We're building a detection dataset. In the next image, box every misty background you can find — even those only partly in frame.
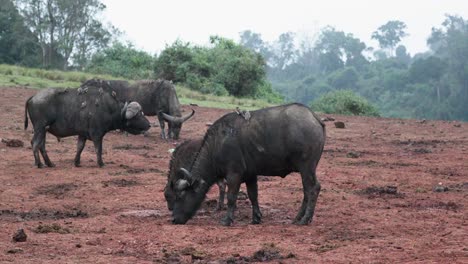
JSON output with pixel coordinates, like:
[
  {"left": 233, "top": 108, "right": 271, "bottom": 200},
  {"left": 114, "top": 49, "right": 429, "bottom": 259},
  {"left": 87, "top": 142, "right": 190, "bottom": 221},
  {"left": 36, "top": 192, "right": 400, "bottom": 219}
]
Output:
[{"left": 1, "top": 0, "right": 467, "bottom": 120}]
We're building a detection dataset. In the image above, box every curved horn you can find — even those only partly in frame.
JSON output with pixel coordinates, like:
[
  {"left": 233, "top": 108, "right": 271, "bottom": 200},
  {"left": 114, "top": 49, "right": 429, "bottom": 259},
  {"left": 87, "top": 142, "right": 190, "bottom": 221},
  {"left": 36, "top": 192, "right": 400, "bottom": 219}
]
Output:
[
  {"left": 179, "top": 168, "right": 192, "bottom": 179},
  {"left": 161, "top": 109, "right": 195, "bottom": 124},
  {"left": 160, "top": 112, "right": 178, "bottom": 123},
  {"left": 121, "top": 102, "right": 129, "bottom": 118},
  {"left": 181, "top": 109, "right": 195, "bottom": 123}
]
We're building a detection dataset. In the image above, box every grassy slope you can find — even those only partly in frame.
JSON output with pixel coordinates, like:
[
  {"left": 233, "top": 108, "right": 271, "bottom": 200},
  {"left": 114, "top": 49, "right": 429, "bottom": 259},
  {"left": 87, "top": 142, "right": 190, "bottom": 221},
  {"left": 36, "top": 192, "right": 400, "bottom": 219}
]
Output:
[{"left": 0, "top": 64, "right": 273, "bottom": 110}]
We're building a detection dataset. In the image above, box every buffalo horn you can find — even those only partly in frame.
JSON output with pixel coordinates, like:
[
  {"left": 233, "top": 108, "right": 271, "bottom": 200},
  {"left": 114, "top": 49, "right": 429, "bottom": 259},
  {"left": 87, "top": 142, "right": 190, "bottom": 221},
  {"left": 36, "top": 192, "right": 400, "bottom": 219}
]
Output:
[
  {"left": 181, "top": 109, "right": 195, "bottom": 123},
  {"left": 161, "top": 109, "right": 195, "bottom": 124},
  {"left": 121, "top": 102, "right": 129, "bottom": 118},
  {"left": 179, "top": 168, "right": 192, "bottom": 179}
]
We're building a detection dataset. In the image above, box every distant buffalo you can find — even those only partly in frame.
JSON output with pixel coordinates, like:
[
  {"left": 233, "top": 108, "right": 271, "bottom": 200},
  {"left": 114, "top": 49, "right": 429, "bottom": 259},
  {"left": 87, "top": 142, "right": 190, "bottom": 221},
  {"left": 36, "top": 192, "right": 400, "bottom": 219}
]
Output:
[
  {"left": 24, "top": 80, "right": 150, "bottom": 168},
  {"left": 83, "top": 79, "right": 194, "bottom": 139},
  {"left": 167, "top": 103, "right": 326, "bottom": 226},
  {"left": 165, "top": 139, "right": 226, "bottom": 211}
]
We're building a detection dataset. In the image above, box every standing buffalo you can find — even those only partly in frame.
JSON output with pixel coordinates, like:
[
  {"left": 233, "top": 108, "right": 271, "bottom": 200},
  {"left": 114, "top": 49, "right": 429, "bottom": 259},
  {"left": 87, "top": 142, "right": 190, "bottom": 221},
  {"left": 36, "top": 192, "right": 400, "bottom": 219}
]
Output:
[
  {"left": 168, "top": 103, "right": 326, "bottom": 226},
  {"left": 24, "top": 81, "right": 150, "bottom": 168},
  {"left": 83, "top": 79, "right": 194, "bottom": 139},
  {"left": 165, "top": 139, "right": 226, "bottom": 211}
]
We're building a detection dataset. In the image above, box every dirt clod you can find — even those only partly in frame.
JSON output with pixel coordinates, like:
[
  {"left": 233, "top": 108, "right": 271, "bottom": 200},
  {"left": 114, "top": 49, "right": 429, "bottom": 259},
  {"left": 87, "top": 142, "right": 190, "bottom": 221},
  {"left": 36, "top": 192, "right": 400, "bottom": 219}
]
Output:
[
  {"left": 433, "top": 185, "right": 449, "bottom": 192},
  {"left": 357, "top": 185, "right": 402, "bottom": 198},
  {"left": 6, "top": 248, "right": 24, "bottom": 254},
  {"left": 334, "top": 121, "right": 345, "bottom": 128},
  {"left": 33, "top": 223, "right": 71, "bottom": 234},
  {"left": 346, "top": 151, "right": 360, "bottom": 158},
  {"left": 102, "top": 179, "right": 138, "bottom": 187},
  {"left": 12, "top": 229, "right": 27, "bottom": 242},
  {"left": 1, "top": 138, "right": 24, "bottom": 147},
  {"left": 35, "top": 183, "right": 78, "bottom": 198}
]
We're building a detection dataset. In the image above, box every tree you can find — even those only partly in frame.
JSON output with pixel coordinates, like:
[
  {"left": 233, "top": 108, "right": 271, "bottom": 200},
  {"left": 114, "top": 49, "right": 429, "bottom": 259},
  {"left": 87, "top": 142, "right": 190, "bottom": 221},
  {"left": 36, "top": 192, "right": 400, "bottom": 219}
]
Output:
[
  {"left": 15, "top": 0, "right": 113, "bottom": 69},
  {"left": 372, "top": 20, "right": 408, "bottom": 56},
  {"left": 395, "top": 45, "right": 411, "bottom": 65},
  {"left": 314, "top": 27, "right": 368, "bottom": 74},
  {"left": 409, "top": 56, "right": 447, "bottom": 103},
  {"left": 0, "top": 0, "right": 41, "bottom": 66},
  {"left": 427, "top": 15, "right": 468, "bottom": 120},
  {"left": 270, "top": 32, "right": 296, "bottom": 70}
]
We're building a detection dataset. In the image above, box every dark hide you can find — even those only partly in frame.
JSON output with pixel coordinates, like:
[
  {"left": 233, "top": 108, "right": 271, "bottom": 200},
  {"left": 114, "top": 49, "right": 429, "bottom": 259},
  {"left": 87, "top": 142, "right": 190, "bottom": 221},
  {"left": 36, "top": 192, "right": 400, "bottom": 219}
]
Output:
[
  {"left": 164, "top": 139, "right": 226, "bottom": 211},
  {"left": 82, "top": 79, "right": 194, "bottom": 139},
  {"left": 24, "top": 81, "right": 150, "bottom": 168},
  {"left": 170, "top": 103, "right": 326, "bottom": 226}
]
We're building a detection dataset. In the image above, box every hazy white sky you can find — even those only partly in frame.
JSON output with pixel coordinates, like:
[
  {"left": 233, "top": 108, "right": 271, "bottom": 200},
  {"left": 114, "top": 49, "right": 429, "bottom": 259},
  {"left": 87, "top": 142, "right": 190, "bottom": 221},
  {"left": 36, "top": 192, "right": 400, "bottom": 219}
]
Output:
[{"left": 101, "top": 0, "right": 467, "bottom": 56}]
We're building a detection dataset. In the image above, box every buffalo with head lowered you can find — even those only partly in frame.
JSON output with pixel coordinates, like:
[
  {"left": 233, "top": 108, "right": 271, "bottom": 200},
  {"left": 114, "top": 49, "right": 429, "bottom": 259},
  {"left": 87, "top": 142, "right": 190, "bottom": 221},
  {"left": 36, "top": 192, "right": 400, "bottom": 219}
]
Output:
[
  {"left": 164, "top": 138, "right": 227, "bottom": 211},
  {"left": 167, "top": 103, "right": 326, "bottom": 226}
]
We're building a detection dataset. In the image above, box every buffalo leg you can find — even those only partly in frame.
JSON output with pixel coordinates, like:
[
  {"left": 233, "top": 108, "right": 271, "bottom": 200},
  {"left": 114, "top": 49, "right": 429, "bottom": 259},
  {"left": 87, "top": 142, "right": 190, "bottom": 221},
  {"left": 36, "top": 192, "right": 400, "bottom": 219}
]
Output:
[
  {"left": 74, "top": 136, "right": 87, "bottom": 167},
  {"left": 157, "top": 114, "right": 167, "bottom": 139},
  {"left": 31, "top": 127, "right": 46, "bottom": 168},
  {"left": 221, "top": 173, "right": 241, "bottom": 226},
  {"left": 39, "top": 139, "right": 54, "bottom": 167},
  {"left": 92, "top": 138, "right": 104, "bottom": 167},
  {"left": 246, "top": 177, "right": 262, "bottom": 224},
  {"left": 216, "top": 180, "right": 226, "bottom": 211},
  {"left": 293, "top": 189, "right": 308, "bottom": 223},
  {"left": 296, "top": 165, "right": 321, "bottom": 225}
]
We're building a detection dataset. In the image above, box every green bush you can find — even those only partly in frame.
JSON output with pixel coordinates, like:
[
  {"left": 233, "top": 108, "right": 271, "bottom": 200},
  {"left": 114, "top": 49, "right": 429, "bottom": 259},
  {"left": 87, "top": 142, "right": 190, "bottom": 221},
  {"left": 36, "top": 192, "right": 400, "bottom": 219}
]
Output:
[
  {"left": 86, "top": 42, "right": 154, "bottom": 79},
  {"left": 154, "top": 36, "right": 282, "bottom": 101},
  {"left": 310, "top": 90, "right": 379, "bottom": 116}
]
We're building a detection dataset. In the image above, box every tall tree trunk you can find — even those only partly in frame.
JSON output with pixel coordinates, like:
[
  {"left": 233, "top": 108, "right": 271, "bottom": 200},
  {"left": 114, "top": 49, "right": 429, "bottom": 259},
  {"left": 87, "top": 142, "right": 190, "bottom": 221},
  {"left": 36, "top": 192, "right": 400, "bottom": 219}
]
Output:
[{"left": 47, "top": 0, "right": 55, "bottom": 68}]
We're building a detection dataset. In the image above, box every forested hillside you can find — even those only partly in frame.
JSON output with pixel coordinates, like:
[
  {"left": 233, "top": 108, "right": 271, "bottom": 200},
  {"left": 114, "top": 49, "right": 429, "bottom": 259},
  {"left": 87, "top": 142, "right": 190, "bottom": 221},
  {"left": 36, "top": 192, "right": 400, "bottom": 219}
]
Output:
[{"left": 239, "top": 17, "right": 468, "bottom": 120}]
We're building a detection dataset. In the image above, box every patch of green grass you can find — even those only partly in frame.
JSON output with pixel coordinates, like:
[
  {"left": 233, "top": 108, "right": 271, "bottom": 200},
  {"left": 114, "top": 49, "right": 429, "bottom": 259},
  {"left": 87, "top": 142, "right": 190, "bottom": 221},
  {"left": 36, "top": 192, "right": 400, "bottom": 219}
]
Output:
[
  {"left": 177, "top": 85, "right": 273, "bottom": 110},
  {"left": 0, "top": 64, "right": 121, "bottom": 89},
  {"left": 0, "top": 64, "right": 274, "bottom": 110}
]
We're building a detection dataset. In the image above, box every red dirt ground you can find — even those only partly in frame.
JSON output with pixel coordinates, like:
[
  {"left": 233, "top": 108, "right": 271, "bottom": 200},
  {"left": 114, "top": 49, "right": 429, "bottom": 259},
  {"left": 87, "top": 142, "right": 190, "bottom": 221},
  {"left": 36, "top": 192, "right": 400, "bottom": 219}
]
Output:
[{"left": 0, "top": 86, "right": 467, "bottom": 263}]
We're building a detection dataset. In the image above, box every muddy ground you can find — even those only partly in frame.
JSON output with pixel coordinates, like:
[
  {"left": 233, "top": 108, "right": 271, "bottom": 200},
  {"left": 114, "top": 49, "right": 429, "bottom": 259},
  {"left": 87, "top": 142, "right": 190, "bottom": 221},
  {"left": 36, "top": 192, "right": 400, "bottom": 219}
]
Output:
[{"left": 0, "top": 86, "right": 467, "bottom": 263}]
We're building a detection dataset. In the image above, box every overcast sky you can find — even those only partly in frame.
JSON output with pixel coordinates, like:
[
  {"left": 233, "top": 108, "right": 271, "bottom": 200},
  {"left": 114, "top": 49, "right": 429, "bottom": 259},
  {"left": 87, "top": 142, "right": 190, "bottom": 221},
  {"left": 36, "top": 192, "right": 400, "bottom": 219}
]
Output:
[{"left": 101, "top": 0, "right": 467, "bottom": 56}]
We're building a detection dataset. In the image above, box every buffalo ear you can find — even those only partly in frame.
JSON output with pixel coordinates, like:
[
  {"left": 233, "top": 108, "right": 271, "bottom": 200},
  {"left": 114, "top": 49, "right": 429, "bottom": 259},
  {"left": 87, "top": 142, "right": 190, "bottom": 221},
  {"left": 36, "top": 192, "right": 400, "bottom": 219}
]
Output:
[{"left": 175, "top": 179, "right": 190, "bottom": 191}]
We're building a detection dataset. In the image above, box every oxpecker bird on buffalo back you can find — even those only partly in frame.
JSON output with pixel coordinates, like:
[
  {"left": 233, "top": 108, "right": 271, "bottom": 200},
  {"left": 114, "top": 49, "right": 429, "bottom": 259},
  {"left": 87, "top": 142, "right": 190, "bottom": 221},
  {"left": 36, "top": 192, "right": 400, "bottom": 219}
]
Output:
[
  {"left": 24, "top": 80, "right": 150, "bottom": 168},
  {"left": 167, "top": 103, "right": 326, "bottom": 226}
]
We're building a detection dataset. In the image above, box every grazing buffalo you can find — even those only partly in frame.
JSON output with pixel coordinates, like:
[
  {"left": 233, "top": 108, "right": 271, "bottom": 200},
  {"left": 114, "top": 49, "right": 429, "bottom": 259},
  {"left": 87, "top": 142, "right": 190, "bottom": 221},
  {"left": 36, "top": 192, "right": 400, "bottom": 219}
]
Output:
[
  {"left": 169, "top": 103, "right": 326, "bottom": 226},
  {"left": 165, "top": 139, "right": 226, "bottom": 211},
  {"left": 83, "top": 79, "right": 194, "bottom": 139},
  {"left": 24, "top": 81, "right": 150, "bottom": 168}
]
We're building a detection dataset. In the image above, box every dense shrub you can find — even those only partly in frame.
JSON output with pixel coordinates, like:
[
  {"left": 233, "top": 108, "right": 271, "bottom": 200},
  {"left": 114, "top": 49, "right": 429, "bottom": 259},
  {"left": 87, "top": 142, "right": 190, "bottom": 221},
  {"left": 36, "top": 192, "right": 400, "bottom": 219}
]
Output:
[
  {"left": 154, "top": 36, "right": 282, "bottom": 101},
  {"left": 86, "top": 42, "right": 154, "bottom": 79},
  {"left": 310, "top": 90, "right": 380, "bottom": 116}
]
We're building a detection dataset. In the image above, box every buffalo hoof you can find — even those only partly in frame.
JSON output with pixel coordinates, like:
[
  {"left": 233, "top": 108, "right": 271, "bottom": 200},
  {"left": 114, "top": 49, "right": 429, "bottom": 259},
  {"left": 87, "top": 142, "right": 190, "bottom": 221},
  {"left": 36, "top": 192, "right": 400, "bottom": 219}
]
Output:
[
  {"left": 36, "top": 163, "right": 44, "bottom": 169},
  {"left": 74, "top": 162, "right": 81, "bottom": 167},
  {"left": 293, "top": 219, "right": 310, "bottom": 226},
  {"left": 98, "top": 162, "right": 105, "bottom": 168},
  {"left": 251, "top": 212, "right": 262, "bottom": 224},
  {"left": 251, "top": 218, "right": 261, "bottom": 225},
  {"left": 220, "top": 217, "right": 233, "bottom": 226},
  {"left": 46, "top": 162, "right": 55, "bottom": 168}
]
